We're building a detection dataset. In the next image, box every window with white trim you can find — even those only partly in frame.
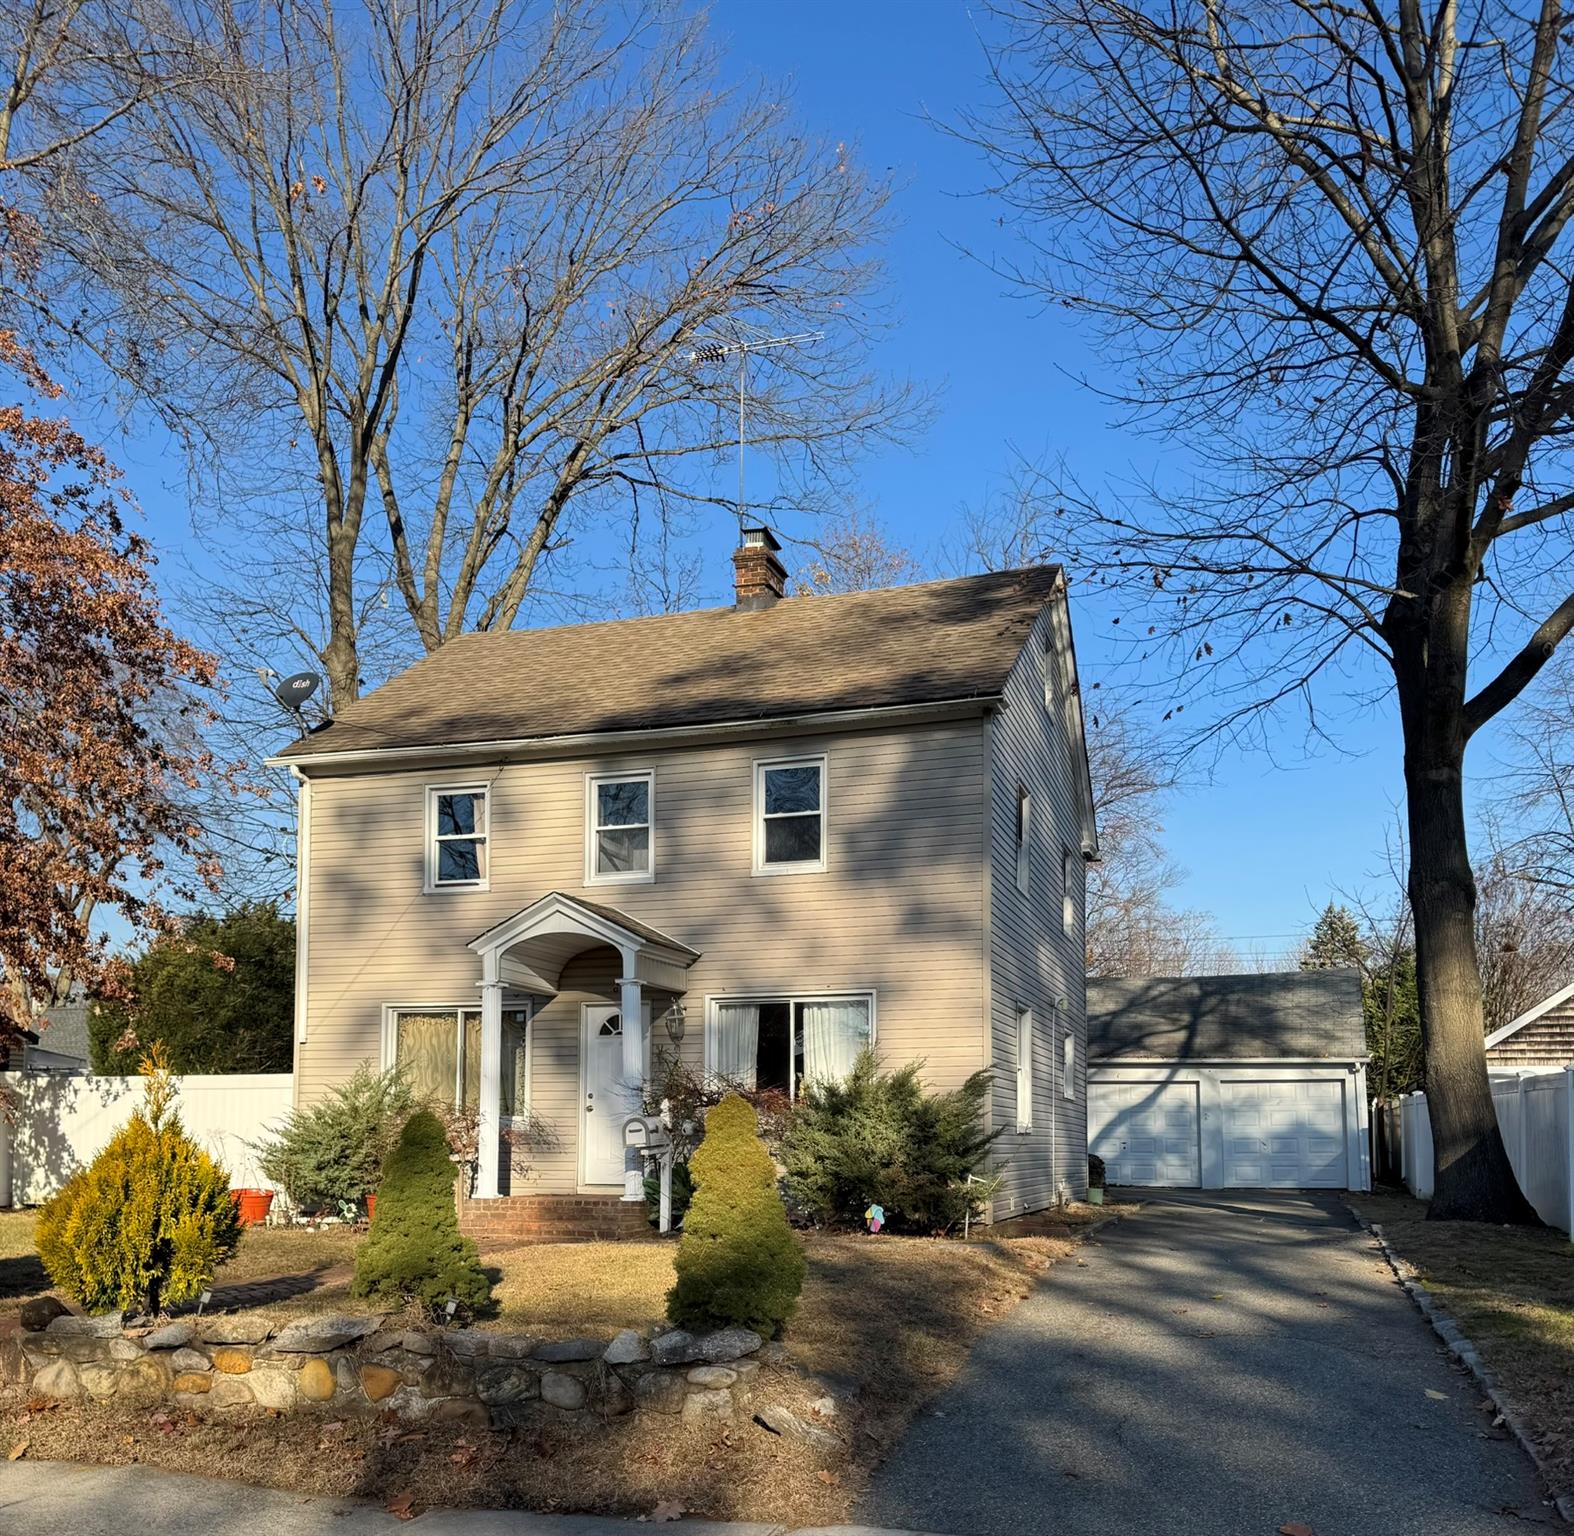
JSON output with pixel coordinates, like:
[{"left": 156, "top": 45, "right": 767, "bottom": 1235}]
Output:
[
  {"left": 586, "top": 770, "right": 654, "bottom": 883},
  {"left": 1015, "top": 785, "right": 1031, "bottom": 893},
  {"left": 1015, "top": 1006, "right": 1033, "bottom": 1131},
  {"left": 1062, "top": 849, "right": 1076, "bottom": 933},
  {"left": 427, "top": 785, "right": 489, "bottom": 889},
  {"left": 708, "top": 992, "right": 872, "bottom": 1096},
  {"left": 1062, "top": 1030, "right": 1076, "bottom": 1100},
  {"left": 755, "top": 756, "right": 826, "bottom": 873},
  {"left": 389, "top": 1004, "right": 530, "bottom": 1114}
]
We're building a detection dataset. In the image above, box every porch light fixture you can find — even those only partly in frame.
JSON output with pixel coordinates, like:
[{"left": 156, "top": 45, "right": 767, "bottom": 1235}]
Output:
[{"left": 663, "top": 1001, "right": 687, "bottom": 1044}]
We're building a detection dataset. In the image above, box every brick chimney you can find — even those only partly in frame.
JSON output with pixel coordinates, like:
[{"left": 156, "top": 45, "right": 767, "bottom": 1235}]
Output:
[{"left": 732, "top": 524, "right": 788, "bottom": 610}]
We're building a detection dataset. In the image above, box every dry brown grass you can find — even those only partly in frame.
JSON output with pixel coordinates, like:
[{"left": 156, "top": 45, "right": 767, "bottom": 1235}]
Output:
[
  {"left": 0, "top": 1205, "right": 1127, "bottom": 1525},
  {"left": 1350, "top": 1189, "right": 1574, "bottom": 1498}
]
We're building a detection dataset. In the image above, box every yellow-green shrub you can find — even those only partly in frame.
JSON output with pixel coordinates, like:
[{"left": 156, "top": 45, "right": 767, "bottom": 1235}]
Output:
[
  {"left": 35, "top": 1052, "right": 240, "bottom": 1315},
  {"left": 667, "top": 1093, "right": 804, "bottom": 1336}
]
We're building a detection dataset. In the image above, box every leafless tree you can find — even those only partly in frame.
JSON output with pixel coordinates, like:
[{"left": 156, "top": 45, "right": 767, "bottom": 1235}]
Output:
[
  {"left": 969, "top": 0, "right": 1574, "bottom": 1220},
  {"left": 1497, "top": 655, "right": 1574, "bottom": 893},
  {"left": 1474, "top": 840, "right": 1574, "bottom": 1034},
  {"left": 795, "top": 506, "right": 923, "bottom": 595},
  {"left": 53, "top": 0, "right": 916, "bottom": 712}
]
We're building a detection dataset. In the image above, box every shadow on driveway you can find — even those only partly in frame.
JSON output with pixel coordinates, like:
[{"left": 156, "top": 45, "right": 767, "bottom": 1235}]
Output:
[{"left": 859, "top": 1191, "right": 1550, "bottom": 1536}]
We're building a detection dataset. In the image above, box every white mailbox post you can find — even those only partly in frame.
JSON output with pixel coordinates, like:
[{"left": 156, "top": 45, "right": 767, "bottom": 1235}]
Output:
[{"left": 623, "top": 1112, "right": 678, "bottom": 1233}]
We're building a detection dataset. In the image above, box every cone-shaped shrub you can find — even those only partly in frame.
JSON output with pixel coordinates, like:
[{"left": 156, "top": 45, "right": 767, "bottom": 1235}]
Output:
[
  {"left": 667, "top": 1092, "right": 804, "bottom": 1336},
  {"left": 351, "top": 1109, "right": 490, "bottom": 1312},
  {"left": 36, "top": 1050, "right": 240, "bottom": 1315}
]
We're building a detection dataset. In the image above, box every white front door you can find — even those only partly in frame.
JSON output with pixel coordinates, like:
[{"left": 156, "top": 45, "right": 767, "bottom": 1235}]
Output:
[
  {"left": 1221, "top": 1078, "right": 1348, "bottom": 1188},
  {"left": 580, "top": 1003, "right": 650, "bottom": 1187},
  {"left": 1089, "top": 1080, "right": 1201, "bottom": 1186}
]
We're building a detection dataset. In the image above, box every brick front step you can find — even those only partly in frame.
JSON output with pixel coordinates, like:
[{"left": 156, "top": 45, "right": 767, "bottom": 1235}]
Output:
[{"left": 458, "top": 1193, "right": 655, "bottom": 1243}]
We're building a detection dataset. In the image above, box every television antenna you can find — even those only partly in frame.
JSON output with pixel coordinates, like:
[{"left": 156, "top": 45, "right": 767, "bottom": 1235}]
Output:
[{"left": 688, "top": 328, "right": 822, "bottom": 534}]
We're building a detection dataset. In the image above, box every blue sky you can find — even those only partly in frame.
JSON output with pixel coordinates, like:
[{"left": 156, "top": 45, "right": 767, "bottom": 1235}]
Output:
[{"left": 98, "top": 0, "right": 1444, "bottom": 954}]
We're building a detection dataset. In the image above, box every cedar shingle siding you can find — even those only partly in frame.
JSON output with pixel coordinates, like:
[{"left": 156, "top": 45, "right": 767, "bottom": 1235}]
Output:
[{"left": 1489, "top": 998, "right": 1574, "bottom": 1068}]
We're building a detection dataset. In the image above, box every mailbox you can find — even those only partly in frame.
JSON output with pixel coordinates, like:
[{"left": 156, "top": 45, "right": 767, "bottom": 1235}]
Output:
[{"left": 623, "top": 1114, "right": 673, "bottom": 1154}]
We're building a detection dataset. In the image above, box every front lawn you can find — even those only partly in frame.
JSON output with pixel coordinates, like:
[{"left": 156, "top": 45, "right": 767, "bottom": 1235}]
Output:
[
  {"left": 0, "top": 1203, "right": 1126, "bottom": 1525},
  {"left": 1350, "top": 1189, "right": 1574, "bottom": 1500}
]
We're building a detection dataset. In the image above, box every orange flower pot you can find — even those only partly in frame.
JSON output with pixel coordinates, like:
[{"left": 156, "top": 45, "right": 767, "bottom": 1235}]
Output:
[{"left": 230, "top": 1188, "right": 275, "bottom": 1227}]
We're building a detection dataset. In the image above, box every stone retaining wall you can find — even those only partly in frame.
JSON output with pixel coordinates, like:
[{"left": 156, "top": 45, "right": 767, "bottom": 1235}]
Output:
[{"left": 0, "top": 1309, "right": 772, "bottom": 1429}]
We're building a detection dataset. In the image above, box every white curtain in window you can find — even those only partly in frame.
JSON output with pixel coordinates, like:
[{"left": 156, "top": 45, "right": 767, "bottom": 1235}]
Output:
[
  {"left": 801, "top": 998, "right": 870, "bottom": 1086},
  {"left": 713, "top": 1003, "right": 760, "bottom": 1087}
]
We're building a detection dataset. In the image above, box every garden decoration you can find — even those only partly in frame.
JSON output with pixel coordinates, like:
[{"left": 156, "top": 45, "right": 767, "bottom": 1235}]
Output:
[{"left": 865, "top": 1202, "right": 885, "bottom": 1233}]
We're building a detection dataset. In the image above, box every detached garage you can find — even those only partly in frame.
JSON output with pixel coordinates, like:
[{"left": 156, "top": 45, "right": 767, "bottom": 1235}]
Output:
[{"left": 1087, "top": 971, "right": 1370, "bottom": 1191}]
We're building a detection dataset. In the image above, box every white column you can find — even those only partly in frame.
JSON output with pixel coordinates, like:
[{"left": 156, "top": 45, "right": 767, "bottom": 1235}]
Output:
[
  {"left": 618, "top": 963, "right": 645, "bottom": 1201},
  {"left": 475, "top": 964, "right": 504, "bottom": 1200}
]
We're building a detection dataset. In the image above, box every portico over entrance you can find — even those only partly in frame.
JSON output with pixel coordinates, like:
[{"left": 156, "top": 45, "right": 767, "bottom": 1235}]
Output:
[{"left": 466, "top": 892, "right": 699, "bottom": 1200}]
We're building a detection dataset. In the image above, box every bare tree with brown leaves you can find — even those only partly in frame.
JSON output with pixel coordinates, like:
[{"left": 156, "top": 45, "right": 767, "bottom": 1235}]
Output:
[
  {"left": 971, "top": 0, "right": 1574, "bottom": 1220},
  {"left": 52, "top": 0, "right": 914, "bottom": 713}
]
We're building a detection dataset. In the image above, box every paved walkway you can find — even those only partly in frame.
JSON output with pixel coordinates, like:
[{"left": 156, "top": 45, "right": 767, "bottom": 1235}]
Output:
[
  {"left": 859, "top": 1191, "right": 1552, "bottom": 1536},
  {"left": 0, "top": 1461, "right": 932, "bottom": 1536}
]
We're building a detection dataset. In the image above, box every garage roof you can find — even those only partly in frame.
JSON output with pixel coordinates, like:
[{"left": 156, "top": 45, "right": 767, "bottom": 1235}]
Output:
[{"left": 1087, "top": 970, "right": 1365, "bottom": 1061}]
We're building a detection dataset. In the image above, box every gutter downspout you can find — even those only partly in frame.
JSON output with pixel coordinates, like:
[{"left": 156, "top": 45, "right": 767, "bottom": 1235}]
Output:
[{"left": 290, "top": 768, "right": 312, "bottom": 1106}]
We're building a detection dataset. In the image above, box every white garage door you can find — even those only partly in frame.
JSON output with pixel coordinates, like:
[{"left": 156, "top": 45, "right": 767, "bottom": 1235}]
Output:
[
  {"left": 1089, "top": 1081, "right": 1201, "bottom": 1186},
  {"left": 1222, "top": 1078, "right": 1348, "bottom": 1188}
]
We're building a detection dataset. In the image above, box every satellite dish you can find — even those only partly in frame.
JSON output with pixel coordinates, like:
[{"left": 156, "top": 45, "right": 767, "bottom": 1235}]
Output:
[{"left": 274, "top": 671, "right": 321, "bottom": 712}]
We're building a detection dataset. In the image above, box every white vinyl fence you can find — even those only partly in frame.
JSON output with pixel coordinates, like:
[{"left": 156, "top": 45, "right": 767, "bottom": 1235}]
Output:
[
  {"left": 0, "top": 1071, "right": 292, "bottom": 1208},
  {"left": 1398, "top": 1069, "right": 1574, "bottom": 1234}
]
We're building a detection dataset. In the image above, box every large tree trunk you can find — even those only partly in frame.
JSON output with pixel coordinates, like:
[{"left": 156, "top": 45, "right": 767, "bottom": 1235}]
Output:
[{"left": 1398, "top": 619, "right": 1538, "bottom": 1222}]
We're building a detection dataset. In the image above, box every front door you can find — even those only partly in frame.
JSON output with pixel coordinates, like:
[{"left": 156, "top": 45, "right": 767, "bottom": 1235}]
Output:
[{"left": 580, "top": 1003, "right": 650, "bottom": 1186}]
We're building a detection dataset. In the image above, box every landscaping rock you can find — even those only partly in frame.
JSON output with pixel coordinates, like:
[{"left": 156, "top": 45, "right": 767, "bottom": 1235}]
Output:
[
  {"left": 107, "top": 1337, "right": 145, "bottom": 1362},
  {"left": 687, "top": 1365, "right": 738, "bottom": 1389},
  {"left": 32, "top": 1359, "right": 81, "bottom": 1399},
  {"left": 443, "top": 1331, "right": 491, "bottom": 1358},
  {"left": 682, "top": 1388, "right": 734, "bottom": 1424},
  {"left": 211, "top": 1348, "right": 253, "bottom": 1374},
  {"left": 120, "top": 1357, "right": 172, "bottom": 1405},
  {"left": 172, "top": 1372, "right": 211, "bottom": 1394},
  {"left": 248, "top": 1367, "right": 299, "bottom": 1411},
  {"left": 334, "top": 1356, "right": 360, "bottom": 1395},
  {"left": 431, "top": 1398, "right": 490, "bottom": 1429},
  {"left": 400, "top": 1331, "right": 439, "bottom": 1356},
  {"left": 46, "top": 1312, "right": 124, "bottom": 1339},
  {"left": 297, "top": 1357, "right": 336, "bottom": 1401},
  {"left": 754, "top": 1402, "right": 838, "bottom": 1451},
  {"left": 272, "top": 1315, "right": 381, "bottom": 1353},
  {"left": 601, "top": 1372, "right": 634, "bottom": 1418},
  {"left": 632, "top": 1370, "right": 686, "bottom": 1415},
  {"left": 207, "top": 1376, "right": 256, "bottom": 1411},
  {"left": 19, "top": 1296, "right": 70, "bottom": 1332},
  {"left": 200, "top": 1317, "right": 273, "bottom": 1346},
  {"left": 169, "top": 1347, "right": 210, "bottom": 1374},
  {"left": 532, "top": 1337, "right": 601, "bottom": 1364},
  {"left": 144, "top": 1322, "right": 195, "bottom": 1350},
  {"left": 488, "top": 1334, "right": 538, "bottom": 1360},
  {"left": 603, "top": 1329, "right": 649, "bottom": 1366},
  {"left": 477, "top": 1365, "right": 540, "bottom": 1406},
  {"left": 652, "top": 1326, "right": 761, "bottom": 1365},
  {"left": 359, "top": 1364, "right": 402, "bottom": 1403},
  {"left": 79, "top": 1361, "right": 122, "bottom": 1398},
  {"left": 0, "top": 1334, "right": 25, "bottom": 1386},
  {"left": 540, "top": 1371, "right": 587, "bottom": 1411}
]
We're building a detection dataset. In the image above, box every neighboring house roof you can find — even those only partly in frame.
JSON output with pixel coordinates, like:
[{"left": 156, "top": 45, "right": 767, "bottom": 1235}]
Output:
[
  {"left": 1485, "top": 980, "right": 1574, "bottom": 1066},
  {"left": 273, "top": 566, "right": 1065, "bottom": 762},
  {"left": 1087, "top": 970, "right": 1366, "bottom": 1061},
  {"left": 30, "top": 1001, "right": 92, "bottom": 1064}
]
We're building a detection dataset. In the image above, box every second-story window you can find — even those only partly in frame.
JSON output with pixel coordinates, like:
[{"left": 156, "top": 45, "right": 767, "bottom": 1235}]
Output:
[
  {"left": 755, "top": 756, "right": 826, "bottom": 873},
  {"left": 587, "top": 771, "right": 654, "bottom": 883},
  {"left": 428, "top": 784, "right": 488, "bottom": 889}
]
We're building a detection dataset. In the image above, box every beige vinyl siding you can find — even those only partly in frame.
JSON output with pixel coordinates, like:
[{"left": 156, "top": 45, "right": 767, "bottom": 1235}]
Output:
[
  {"left": 298, "top": 718, "right": 988, "bottom": 1191},
  {"left": 986, "top": 606, "right": 1089, "bottom": 1217}
]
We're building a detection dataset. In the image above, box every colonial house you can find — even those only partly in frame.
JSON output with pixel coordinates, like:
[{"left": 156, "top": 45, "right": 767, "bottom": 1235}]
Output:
[{"left": 269, "top": 529, "right": 1097, "bottom": 1236}]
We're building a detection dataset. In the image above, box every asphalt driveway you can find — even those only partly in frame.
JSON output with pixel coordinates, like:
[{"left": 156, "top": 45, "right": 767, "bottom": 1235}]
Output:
[{"left": 859, "top": 1191, "right": 1551, "bottom": 1536}]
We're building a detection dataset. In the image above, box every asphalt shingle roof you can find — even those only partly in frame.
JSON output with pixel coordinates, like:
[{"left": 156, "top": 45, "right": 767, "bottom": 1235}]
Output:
[
  {"left": 1086, "top": 970, "right": 1365, "bottom": 1061},
  {"left": 278, "top": 566, "right": 1062, "bottom": 760}
]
